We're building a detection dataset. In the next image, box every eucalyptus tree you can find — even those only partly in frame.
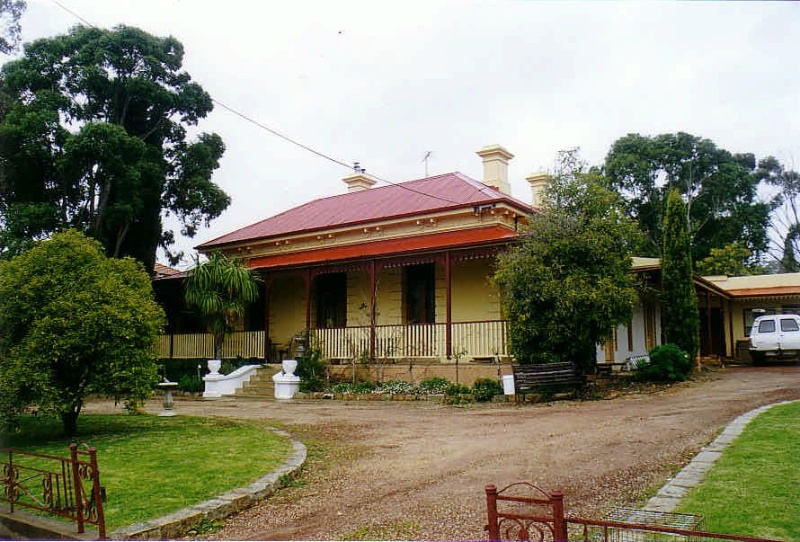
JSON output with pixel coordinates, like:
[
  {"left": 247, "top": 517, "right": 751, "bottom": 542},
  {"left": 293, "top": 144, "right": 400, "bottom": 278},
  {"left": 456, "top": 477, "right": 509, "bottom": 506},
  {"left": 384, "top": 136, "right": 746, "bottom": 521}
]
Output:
[
  {"left": 604, "top": 132, "right": 771, "bottom": 266},
  {"left": 0, "top": 25, "right": 229, "bottom": 269},
  {"left": 0, "top": 0, "right": 25, "bottom": 54},
  {"left": 184, "top": 252, "right": 260, "bottom": 360}
]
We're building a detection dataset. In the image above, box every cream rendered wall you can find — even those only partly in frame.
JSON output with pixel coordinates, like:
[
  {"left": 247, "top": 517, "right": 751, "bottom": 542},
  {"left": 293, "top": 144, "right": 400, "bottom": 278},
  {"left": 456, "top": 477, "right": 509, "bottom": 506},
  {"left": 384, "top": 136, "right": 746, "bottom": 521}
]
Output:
[
  {"left": 269, "top": 275, "right": 307, "bottom": 346},
  {"left": 595, "top": 297, "right": 662, "bottom": 364},
  {"left": 451, "top": 258, "right": 502, "bottom": 322},
  {"left": 344, "top": 268, "right": 403, "bottom": 326}
]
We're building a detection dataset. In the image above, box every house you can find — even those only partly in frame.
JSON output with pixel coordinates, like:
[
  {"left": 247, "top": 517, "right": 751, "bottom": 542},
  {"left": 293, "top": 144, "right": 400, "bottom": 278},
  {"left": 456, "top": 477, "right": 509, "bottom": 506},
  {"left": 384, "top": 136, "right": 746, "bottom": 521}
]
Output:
[
  {"left": 179, "top": 145, "right": 542, "bottom": 383},
  {"left": 153, "top": 144, "right": 797, "bottom": 383}
]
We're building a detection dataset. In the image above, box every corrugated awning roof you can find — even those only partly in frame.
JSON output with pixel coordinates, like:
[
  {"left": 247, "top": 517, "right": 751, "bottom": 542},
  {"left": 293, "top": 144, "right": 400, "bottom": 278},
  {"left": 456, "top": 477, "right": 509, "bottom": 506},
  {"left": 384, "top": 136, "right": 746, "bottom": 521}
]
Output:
[
  {"left": 199, "top": 172, "right": 532, "bottom": 249},
  {"left": 247, "top": 225, "right": 518, "bottom": 270}
]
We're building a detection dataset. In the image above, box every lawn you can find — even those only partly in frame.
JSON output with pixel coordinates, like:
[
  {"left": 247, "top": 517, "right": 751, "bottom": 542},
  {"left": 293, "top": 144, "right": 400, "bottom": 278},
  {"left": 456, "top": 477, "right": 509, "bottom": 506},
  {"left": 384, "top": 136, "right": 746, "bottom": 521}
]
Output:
[
  {"left": 677, "top": 400, "right": 800, "bottom": 540},
  {"left": 1, "top": 414, "right": 294, "bottom": 531}
]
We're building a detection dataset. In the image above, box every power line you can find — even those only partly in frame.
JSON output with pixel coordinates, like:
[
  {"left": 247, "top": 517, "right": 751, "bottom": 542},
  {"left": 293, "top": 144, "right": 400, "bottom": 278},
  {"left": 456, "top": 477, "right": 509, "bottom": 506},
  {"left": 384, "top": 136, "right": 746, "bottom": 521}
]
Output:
[{"left": 48, "top": 0, "right": 472, "bottom": 207}]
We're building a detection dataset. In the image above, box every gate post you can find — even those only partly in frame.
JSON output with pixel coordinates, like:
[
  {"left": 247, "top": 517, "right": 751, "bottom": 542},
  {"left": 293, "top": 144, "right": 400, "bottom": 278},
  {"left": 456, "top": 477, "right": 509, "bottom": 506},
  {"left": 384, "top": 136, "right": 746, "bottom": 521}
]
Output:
[
  {"left": 69, "top": 444, "right": 85, "bottom": 534},
  {"left": 485, "top": 484, "right": 500, "bottom": 541},
  {"left": 88, "top": 447, "right": 106, "bottom": 539},
  {"left": 550, "top": 489, "right": 568, "bottom": 542}
]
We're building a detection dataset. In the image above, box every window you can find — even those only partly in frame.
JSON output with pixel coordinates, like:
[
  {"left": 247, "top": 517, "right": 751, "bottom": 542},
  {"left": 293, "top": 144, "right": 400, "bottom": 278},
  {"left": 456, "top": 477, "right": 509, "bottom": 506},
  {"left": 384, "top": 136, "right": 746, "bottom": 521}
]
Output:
[
  {"left": 780, "top": 318, "right": 799, "bottom": 332},
  {"left": 758, "top": 319, "right": 776, "bottom": 333},
  {"left": 405, "top": 263, "right": 435, "bottom": 324},
  {"left": 315, "top": 273, "right": 347, "bottom": 328}
]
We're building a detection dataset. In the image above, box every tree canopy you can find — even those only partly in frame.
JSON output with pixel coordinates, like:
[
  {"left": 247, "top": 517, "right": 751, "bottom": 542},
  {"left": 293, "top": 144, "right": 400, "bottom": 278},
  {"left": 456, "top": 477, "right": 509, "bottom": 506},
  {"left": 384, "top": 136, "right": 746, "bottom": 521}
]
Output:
[
  {"left": 0, "top": 24, "right": 230, "bottom": 269},
  {"left": 0, "top": 0, "right": 25, "bottom": 54},
  {"left": 184, "top": 251, "right": 260, "bottom": 360},
  {"left": 0, "top": 230, "right": 165, "bottom": 435},
  {"left": 661, "top": 189, "right": 700, "bottom": 360},
  {"left": 603, "top": 132, "right": 772, "bottom": 267},
  {"left": 494, "top": 150, "right": 640, "bottom": 374},
  {"left": 755, "top": 156, "right": 800, "bottom": 272}
]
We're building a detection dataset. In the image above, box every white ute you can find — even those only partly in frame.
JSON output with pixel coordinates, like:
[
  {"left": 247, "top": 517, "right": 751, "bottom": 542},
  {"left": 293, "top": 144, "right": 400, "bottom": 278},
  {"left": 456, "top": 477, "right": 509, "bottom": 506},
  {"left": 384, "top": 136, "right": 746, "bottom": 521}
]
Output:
[{"left": 748, "top": 313, "right": 800, "bottom": 364}]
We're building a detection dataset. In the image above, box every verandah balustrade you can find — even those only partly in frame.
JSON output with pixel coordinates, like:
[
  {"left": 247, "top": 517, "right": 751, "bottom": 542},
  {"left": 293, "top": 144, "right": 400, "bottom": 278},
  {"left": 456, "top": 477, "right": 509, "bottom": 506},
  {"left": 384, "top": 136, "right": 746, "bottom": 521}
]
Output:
[{"left": 155, "top": 320, "right": 508, "bottom": 362}]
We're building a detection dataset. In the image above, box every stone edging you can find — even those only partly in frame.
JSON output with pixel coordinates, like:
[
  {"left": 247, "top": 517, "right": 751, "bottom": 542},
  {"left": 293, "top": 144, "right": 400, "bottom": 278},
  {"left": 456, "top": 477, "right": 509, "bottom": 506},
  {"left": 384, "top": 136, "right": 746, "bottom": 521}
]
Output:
[
  {"left": 644, "top": 399, "right": 798, "bottom": 513},
  {"left": 109, "top": 428, "right": 307, "bottom": 540}
]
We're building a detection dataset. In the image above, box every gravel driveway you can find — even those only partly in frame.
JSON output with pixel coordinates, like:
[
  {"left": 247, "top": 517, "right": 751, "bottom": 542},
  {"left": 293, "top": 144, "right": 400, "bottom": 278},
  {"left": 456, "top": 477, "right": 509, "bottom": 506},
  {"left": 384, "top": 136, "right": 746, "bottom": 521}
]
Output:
[{"left": 87, "top": 365, "right": 800, "bottom": 540}]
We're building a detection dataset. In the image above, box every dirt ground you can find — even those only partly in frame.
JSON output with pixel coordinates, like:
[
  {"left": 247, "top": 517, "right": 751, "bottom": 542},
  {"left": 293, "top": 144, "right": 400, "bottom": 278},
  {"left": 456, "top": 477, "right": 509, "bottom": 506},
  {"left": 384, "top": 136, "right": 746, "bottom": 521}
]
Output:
[{"left": 86, "top": 365, "right": 800, "bottom": 540}]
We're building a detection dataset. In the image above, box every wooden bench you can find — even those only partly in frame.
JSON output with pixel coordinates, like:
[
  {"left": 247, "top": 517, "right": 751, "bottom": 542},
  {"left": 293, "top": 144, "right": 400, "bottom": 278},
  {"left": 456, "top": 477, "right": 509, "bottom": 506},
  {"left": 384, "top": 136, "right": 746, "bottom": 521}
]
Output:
[{"left": 511, "top": 362, "right": 583, "bottom": 399}]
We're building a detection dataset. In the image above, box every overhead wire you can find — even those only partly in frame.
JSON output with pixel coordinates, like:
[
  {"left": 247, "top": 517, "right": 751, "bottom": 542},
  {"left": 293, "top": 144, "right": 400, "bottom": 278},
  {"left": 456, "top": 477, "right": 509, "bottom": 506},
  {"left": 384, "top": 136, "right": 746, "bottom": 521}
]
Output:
[{"left": 48, "top": 0, "right": 496, "bottom": 207}]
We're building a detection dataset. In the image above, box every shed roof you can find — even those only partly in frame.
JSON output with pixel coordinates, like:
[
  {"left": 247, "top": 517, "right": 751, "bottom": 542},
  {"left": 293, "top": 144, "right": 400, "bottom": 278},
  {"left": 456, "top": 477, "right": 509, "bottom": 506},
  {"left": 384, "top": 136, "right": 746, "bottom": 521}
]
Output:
[
  {"left": 198, "top": 172, "right": 532, "bottom": 249},
  {"left": 705, "top": 273, "right": 800, "bottom": 298}
]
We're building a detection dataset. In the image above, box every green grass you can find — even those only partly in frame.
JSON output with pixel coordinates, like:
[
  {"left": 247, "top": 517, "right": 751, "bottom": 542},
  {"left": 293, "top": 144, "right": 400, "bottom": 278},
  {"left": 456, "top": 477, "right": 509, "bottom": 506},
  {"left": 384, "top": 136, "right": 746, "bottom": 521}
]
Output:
[
  {"left": 1, "top": 414, "right": 293, "bottom": 530},
  {"left": 677, "top": 401, "right": 800, "bottom": 540}
]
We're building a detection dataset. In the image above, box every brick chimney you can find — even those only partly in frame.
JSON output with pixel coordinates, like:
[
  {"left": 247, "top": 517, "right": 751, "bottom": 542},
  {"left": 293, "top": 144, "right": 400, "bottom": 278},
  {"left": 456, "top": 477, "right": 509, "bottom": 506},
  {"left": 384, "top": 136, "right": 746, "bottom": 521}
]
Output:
[
  {"left": 476, "top": 144, "right": 514, "bottom": 195},
  {"left": 342, "top": 162, "right": 376, "bottom": 192},
  {"left": 526, "top": 172, "right": 549, "bottom": 208}
]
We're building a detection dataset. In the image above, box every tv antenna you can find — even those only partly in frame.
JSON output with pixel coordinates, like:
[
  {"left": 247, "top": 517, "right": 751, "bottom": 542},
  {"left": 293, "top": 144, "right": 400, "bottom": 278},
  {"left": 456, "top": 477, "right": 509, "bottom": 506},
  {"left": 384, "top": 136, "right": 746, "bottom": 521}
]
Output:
[{"left": 422, "top": 151, "right": 434, "bottom": 176}]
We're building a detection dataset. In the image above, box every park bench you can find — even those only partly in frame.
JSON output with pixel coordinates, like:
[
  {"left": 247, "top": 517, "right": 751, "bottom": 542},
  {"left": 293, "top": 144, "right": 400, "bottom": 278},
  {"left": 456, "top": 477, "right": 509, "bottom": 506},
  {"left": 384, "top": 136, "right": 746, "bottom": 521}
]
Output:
[{"left": 511, "top": 362, "right": 583, "bottom": 400}]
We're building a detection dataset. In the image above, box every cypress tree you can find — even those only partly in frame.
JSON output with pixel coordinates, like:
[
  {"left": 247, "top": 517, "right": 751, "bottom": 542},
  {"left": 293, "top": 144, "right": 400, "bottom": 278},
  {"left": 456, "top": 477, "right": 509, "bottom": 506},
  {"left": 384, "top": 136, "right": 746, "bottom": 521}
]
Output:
[{"left": 662, "top": 188, "right": 700, "bottom": 360}]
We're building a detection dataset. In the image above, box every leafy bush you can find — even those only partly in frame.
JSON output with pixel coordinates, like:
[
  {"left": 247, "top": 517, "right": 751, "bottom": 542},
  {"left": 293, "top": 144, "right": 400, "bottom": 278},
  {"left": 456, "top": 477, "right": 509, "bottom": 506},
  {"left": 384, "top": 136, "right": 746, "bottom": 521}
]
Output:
[
  {"left": 472, "top": 378, "right": 503, "bottom": 402},
  {"left": 635, "top": 344, "right": 691, "bottom": 382},
  {"left": 330, "top": 382, "right": 353, "bottom": 394},
  {"left": 297, "top": 347, "right": 326, "bottom": 381},
  {"left": 445, "top": 383, "right": 471, "bottom": 396},
  {"left": 299, "top": 377, "right": 325, "bottom": 393},
  {"left": 352, "top": 381, "right": 375, "bottom": 394},
  {"left": 379, "top": 380, "right": 418, "bottom": 395},
  {"left": 177, "top": 374, "right": 203, "bottom": 393},
  {"left": 418, "top": 377, "right": 450, "bottom": 395}
]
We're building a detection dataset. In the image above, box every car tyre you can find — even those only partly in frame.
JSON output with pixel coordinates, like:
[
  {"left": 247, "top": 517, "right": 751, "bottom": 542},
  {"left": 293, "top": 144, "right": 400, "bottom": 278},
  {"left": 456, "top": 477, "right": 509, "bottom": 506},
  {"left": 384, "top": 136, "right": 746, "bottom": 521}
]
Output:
[{"left": 750, "top": 351, "right": 766, "bottom": 366}]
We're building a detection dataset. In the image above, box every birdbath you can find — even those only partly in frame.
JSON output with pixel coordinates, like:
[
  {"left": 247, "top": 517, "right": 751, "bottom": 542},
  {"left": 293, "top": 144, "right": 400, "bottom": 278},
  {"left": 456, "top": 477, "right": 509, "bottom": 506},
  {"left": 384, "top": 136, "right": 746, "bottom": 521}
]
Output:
[{"left": 158, "top": 380, "right": 179, "bottom": 416}]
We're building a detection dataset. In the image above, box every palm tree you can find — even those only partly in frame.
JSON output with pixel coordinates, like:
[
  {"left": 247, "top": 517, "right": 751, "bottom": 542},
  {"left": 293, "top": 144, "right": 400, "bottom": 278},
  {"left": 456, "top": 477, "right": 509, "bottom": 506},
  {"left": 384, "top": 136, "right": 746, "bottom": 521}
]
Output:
[{"left": 184, "top": 252, "right": 260, "bottom": 360}]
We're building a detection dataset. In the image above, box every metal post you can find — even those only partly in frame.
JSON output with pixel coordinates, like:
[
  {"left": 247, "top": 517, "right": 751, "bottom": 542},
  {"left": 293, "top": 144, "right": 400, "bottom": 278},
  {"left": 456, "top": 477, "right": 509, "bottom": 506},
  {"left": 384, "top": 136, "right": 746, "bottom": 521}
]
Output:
[
  {"left": 550, "top": 489, "right": 568, "bottom": 542},
  {"left": 370, "top": 260, "right": 377, "bottom": 362},
  {"left": 485, "top": 484, "right": 500, "bottom": 541},
  {"left": 69, "top": 444, "right": 85, "bottom": 534},
  {"left": 88, "top": 447, "right": 106, "bottom": 539}
]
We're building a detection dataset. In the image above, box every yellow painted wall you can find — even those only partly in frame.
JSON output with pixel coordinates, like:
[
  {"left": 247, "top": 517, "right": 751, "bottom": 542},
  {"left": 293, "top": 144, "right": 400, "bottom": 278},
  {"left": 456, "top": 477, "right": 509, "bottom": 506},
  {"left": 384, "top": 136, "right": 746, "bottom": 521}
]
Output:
[
  {"left": 269, "top": 275, "right": 306, "bottom": 347},
  {"left": 451, "top": 258, "right": 502, "bottom": 322}
]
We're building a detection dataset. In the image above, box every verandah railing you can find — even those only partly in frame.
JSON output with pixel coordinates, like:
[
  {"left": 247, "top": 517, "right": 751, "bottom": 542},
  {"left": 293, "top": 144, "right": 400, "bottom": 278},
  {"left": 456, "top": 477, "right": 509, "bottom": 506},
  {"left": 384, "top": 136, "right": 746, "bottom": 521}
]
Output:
[
  {"left": 156, "top": 321, "right": 508, "bottom": 361},
  {"left": 311, "top": 320, "right": 508, "bottom": 360}
]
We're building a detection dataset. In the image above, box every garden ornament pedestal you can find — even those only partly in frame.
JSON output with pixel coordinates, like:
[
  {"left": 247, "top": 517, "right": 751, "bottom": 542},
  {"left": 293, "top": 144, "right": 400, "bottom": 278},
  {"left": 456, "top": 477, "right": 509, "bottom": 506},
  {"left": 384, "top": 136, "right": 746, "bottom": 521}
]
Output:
[
  {"left": 158, "top": 380, "right": 178, "bottom": 416},
  {"left": 272, "top": 359, "right": 301, "bottom": 399},
  {"left": 207, "top": 359, "right": 222, "bottom": 375}
]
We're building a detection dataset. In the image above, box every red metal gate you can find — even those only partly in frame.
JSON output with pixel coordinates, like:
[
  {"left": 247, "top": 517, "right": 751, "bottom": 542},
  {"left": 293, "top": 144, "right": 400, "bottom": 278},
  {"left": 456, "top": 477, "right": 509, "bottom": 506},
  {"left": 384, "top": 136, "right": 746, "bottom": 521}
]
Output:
[
  {"left": 2, "top": 443, "right": 106, "bottom": 539},
  {"left": 486, "top": 482, "right": 782, "bottom": 542}
]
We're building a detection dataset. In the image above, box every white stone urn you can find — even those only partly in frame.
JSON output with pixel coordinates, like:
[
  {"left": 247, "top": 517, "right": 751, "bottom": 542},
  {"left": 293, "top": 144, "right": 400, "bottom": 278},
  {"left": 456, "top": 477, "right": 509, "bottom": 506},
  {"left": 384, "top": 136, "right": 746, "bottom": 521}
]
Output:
[
  {"left": 282, "top": 359, "right": 298, "bottom": 376},
  {"left": 207, "top": 359, "right": 222, "bottom": 375}
]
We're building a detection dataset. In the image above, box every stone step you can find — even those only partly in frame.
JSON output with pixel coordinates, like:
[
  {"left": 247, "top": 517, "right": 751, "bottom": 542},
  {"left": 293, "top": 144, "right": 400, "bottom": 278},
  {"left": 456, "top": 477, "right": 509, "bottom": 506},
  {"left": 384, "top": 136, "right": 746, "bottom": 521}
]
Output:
[{"left": 234, "top": 367, "right": 277, "bottom": 400}]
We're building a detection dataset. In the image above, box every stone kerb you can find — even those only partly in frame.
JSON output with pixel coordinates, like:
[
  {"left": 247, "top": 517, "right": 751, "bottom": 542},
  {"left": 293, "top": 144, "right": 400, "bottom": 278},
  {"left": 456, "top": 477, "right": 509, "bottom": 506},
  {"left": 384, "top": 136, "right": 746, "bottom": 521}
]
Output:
[
  {"left": 644, "top": 400, "right": 798, "bottom": 513},
  {"left": 109, "top": 429, "right": 307, "bottom": 540}
]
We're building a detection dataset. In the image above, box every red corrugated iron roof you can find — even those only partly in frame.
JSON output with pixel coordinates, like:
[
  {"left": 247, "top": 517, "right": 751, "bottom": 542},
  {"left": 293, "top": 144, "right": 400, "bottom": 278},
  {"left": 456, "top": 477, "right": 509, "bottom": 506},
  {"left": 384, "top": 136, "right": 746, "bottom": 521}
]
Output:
[
  {"left": 199, "top": 172, "right": 532, "bottom": 249},
  {"left": 247, "top": 225, "right": 518, "bottom": 269}
]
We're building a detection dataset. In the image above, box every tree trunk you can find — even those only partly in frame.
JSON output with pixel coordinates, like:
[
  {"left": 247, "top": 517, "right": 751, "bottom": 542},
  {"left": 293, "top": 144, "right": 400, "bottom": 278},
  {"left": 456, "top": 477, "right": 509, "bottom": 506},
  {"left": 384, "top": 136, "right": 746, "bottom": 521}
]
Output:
[{"left": 60, "top": 408, "right": 80, "bottom": 436}]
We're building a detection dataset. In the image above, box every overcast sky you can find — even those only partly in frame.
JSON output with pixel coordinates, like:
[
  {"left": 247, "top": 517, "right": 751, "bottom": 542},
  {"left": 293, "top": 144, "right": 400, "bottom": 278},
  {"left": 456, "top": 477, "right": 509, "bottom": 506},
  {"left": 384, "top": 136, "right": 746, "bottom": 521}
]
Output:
[{"left": 11, "top": 1, "right": 800, "bottom": 266}]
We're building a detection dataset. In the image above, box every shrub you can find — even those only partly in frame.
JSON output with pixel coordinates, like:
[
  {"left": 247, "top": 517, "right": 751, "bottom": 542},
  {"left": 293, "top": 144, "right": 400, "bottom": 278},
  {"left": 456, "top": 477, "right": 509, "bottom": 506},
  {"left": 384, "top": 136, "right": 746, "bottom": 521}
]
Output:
[
  {"left": 445, "top": 383, "right": 471, "bottom": 397},
  {"left": 418, "top": 377, "right": 451, "bottom": 395},
  {"left": 352, "top": 381, "right": 375, "bottom": 394},
  {"left": 472, "top": 378, "right": 503, "bottom": 402},
  {"left": 297, "top": 347, "right": 326, "bottom": 381},
  {"left": 379, "top": 380, "right": 418, "bottom": 395},
  {"left": 299, "top": 377, "right": 325, "bottom": 393},
  {"left": 635, "top": 344, "right": 691, "bottom": 382},
  {"left": 177, "top": 374, "right": 203, "bottom": 393}
]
